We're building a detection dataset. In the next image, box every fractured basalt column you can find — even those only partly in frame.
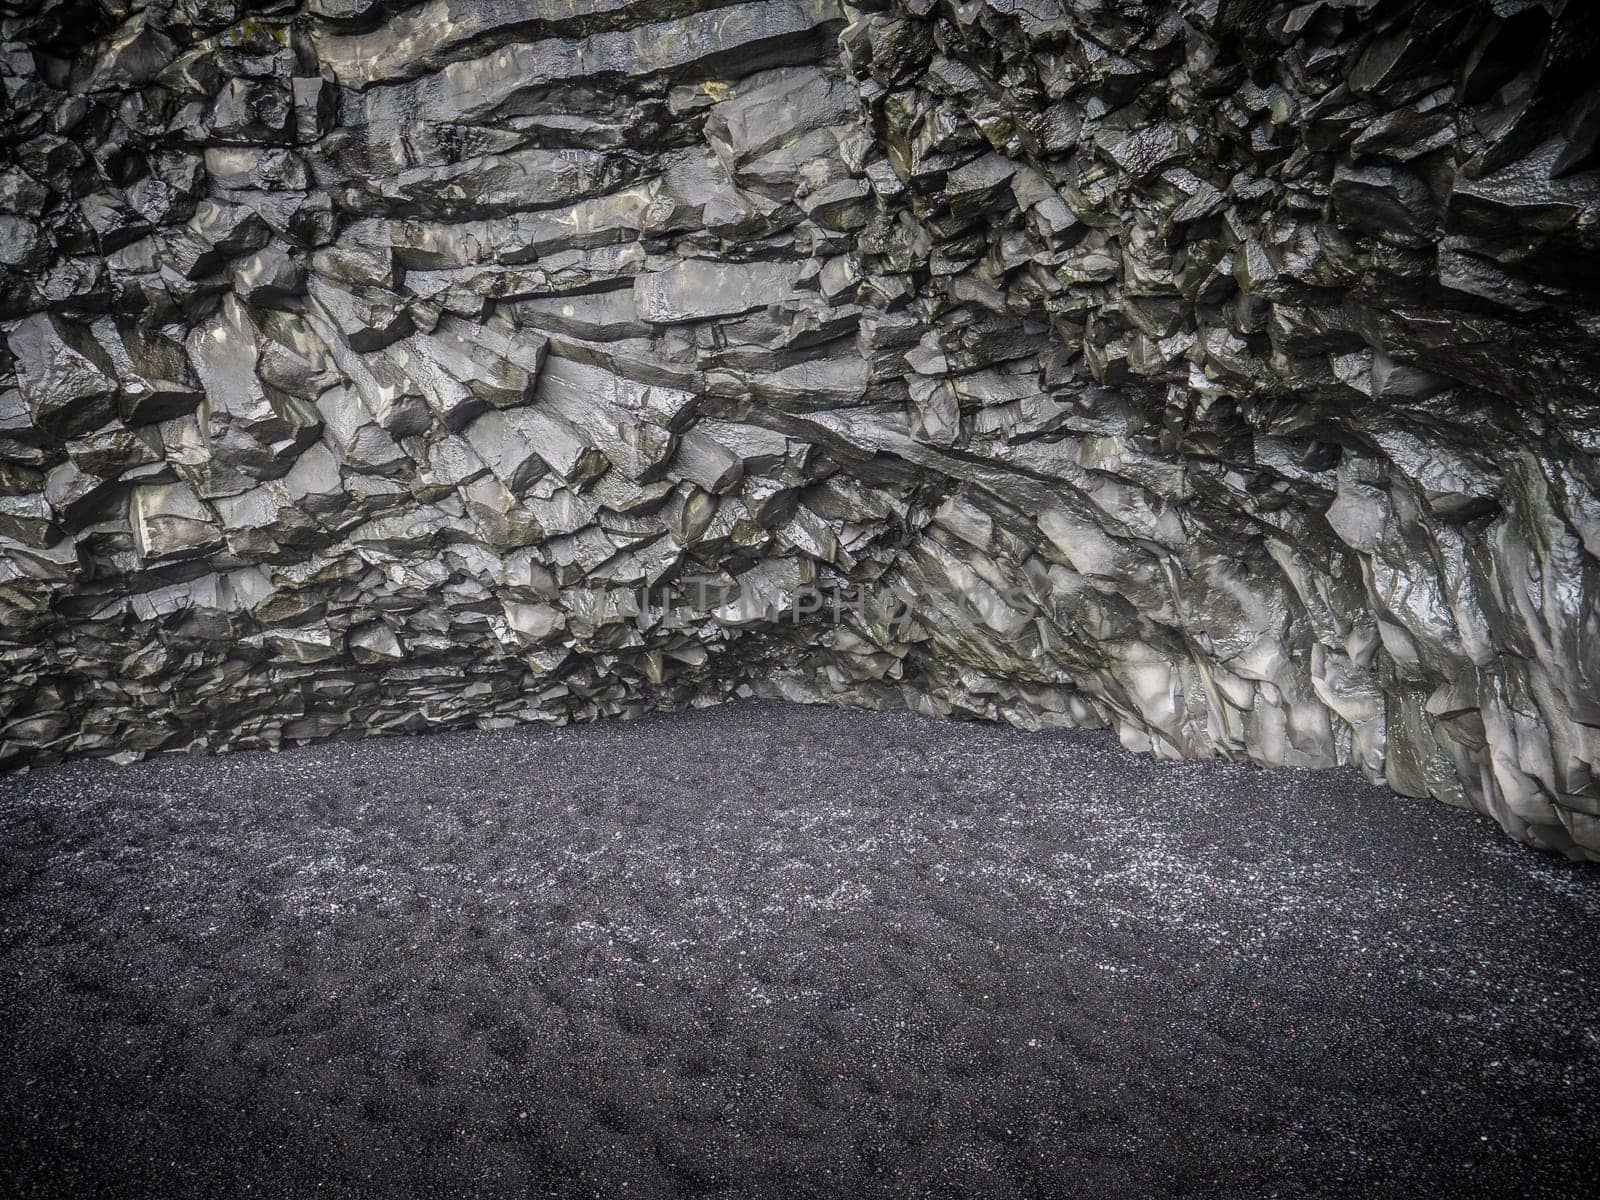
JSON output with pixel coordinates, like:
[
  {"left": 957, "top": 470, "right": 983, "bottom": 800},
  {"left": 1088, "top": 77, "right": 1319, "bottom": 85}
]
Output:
[{"left": 1, "top": 0, "right": 1599, "bottom": 858}]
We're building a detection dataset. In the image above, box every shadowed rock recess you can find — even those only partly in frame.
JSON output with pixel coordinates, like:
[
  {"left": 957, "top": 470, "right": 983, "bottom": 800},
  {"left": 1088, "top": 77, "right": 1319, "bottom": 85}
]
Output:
[{"left": 1, "top": 1, "right": 1598, "bottom": 856}]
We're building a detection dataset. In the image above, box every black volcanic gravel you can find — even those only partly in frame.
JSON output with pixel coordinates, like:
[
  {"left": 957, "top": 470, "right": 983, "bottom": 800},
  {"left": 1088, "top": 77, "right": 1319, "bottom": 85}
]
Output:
[{"left": 1, "top": 700, "right": 1597, "bottom": 1199}]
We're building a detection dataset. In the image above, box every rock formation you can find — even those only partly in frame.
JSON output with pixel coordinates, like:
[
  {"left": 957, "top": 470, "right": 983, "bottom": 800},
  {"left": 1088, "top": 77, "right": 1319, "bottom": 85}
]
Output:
[{"left": 2, "top": 0, "right": 1598, "bottom": 857}]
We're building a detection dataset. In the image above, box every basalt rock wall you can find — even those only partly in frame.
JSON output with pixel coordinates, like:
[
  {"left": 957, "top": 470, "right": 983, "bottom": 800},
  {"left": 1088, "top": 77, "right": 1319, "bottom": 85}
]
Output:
[{"left": 3, "top": 0, "right": 1599, "bottom": 857}]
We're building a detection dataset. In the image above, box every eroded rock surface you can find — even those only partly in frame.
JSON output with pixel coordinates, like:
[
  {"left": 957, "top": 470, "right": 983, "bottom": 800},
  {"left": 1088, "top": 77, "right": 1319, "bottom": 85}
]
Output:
[{"left": 2, "top": 0, "right": 1599, "bottom": 857}]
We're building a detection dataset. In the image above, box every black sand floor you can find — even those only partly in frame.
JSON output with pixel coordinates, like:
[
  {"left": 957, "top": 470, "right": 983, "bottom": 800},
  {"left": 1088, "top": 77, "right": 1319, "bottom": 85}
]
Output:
[{"left": 1, "top": 701, "right": 1597, "bottom": 1199}]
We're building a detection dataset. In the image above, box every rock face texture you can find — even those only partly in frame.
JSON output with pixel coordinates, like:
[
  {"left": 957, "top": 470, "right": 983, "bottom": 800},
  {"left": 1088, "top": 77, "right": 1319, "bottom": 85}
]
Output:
[{"left": 2, "top": 0, "right": 1598, "bottom": 857}]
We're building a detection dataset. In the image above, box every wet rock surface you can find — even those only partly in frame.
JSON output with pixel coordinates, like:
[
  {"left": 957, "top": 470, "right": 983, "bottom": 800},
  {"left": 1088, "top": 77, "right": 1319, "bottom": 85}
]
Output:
[
  {"left": 3, "top": 1, "right": 1600, "bottom": 856},
  {"left": 2, "top": 702, "right": 1599, "bottom": 1198}
]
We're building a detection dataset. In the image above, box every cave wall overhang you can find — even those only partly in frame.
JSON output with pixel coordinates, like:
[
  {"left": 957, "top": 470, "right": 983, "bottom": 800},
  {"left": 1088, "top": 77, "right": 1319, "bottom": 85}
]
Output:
[{"left": 2, "top": 0, "right": 1599, "bottom": 857}]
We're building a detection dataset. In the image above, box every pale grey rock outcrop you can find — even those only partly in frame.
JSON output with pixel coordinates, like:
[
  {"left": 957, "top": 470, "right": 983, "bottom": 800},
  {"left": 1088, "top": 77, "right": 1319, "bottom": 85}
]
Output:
[{"left": 2, "top": 0, "right": 1599, "bottom": 857}]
